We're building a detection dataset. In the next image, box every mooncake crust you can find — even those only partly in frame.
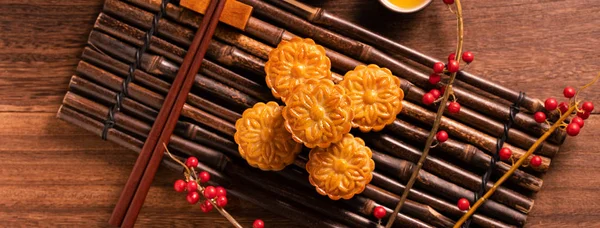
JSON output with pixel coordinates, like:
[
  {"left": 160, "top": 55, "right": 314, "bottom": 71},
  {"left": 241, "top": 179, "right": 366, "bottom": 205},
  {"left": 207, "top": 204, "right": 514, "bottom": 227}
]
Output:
[
  {"left": 340, "top": 64, "right": 404, "bottom": 132},
  {"left": 265, "top": 37, "right": 332, "bottom": 103},
  {"left": 306, "top": 134, "right": 375, "bottom": 200},
  {"left": 234, "top": 102, "right": 302, "bottom": 171}
]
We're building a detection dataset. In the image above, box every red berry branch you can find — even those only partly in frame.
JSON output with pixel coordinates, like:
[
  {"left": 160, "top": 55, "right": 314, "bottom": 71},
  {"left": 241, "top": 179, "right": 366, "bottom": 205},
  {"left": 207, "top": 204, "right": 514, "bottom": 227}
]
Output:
[
  {"left": 454, "top": 73, "right": 600, "bottom": 227},
  {"left": 386, "top": 0, "right": 467, "bottom": 227},
  {"left": 163, "top": 144, "right": 264, "bottom": 228}
]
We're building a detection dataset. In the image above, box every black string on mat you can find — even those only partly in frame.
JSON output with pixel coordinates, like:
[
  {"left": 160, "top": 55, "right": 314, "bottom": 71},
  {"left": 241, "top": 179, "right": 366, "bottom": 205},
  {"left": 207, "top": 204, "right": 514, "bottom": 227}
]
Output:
[
  {"left": 101, "top": 0, "right": 171, "bottom": 140},
  {"left": 463, "top": 92, "right": 525, "bottom": 228}
]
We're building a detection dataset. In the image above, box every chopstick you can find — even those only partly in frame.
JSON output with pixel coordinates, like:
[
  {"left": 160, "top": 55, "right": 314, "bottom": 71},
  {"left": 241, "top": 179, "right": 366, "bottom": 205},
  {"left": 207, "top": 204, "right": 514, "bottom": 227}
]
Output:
[{"left": 108, "top": 0, "right": 226, "bottom": 227}]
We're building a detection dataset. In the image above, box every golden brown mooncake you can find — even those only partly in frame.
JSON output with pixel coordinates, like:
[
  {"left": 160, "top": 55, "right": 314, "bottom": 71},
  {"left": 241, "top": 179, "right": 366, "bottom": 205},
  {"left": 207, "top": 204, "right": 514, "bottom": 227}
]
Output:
[
  {"left": 234, "top": 102, "right": 302, "bottom": 171},
  {"left": 282, "top": 79, "right": 354, "bottom": 148},
  {"left": 340, "top": 64, "right": 404, "bottom": 132},
  {"left": 306, "top": 133, "right": 375, "bottom": 200},
  {"left": 265, "top": 37, "right": 332, "bottom": 103}
]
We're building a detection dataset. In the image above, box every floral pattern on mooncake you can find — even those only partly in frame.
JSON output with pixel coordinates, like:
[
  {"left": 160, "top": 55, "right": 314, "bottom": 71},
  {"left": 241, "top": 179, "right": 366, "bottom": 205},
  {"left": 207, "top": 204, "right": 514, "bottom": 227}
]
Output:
[
  {"left": 265, "top": 37, "right": 332, "bottom": 103},
  {"left": 282, "top": 79, "right": 354, "bottom": 148},
  {"left": 340, "top": 64, "right": 404, "bottom": 132},
  {"left": 306, "top": 134, "right": 375, "bottom": 200},
  {"left": 234, "top": 102, "right": 302, "bottom": 171}
]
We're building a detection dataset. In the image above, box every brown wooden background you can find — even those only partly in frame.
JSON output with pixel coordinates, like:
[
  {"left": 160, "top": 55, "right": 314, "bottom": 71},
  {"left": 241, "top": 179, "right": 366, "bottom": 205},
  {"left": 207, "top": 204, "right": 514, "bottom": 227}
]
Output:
[{"left": 1, "top": 0, "right": 599, "bottom": 227}]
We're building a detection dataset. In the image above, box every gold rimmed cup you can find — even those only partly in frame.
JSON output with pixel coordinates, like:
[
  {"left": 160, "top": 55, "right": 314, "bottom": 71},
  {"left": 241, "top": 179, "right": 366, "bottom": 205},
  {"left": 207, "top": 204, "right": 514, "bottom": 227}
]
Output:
[{"left": 379, "top": 0, "right": 433, "bottom": 13}]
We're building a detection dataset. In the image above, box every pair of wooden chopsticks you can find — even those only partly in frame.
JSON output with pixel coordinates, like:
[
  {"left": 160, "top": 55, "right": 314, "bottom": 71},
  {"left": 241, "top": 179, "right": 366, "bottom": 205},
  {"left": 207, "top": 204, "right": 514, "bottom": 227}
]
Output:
[{"left": 108, "top": 0, "right": 227, "bottom": 227}]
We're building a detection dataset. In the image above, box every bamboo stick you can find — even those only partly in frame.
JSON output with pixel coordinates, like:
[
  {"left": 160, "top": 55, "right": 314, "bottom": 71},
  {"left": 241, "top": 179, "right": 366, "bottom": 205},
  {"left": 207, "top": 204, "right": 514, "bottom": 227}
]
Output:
[
  {"left": 264, "top": 0, "right": 546, "bottom": 114},
  {"left": 269, "top": 162, "right": 455, "bottom": 228},
  {"left": 63, "top": 83, "right": 444, "bottom": 227},
  {"left": 208, "top": 20, "right": 564, "bottom": 149},
  {"left": 56, "top": 105, "right": 352, "bottom": 228},
  {"left": 372, "top": 154, "right": 528, "bottom": 225},
  {"left": 71, "top": 49, "right": 454, "bottom": 225},
  {"left": 76, "top": 3, "right": 544, "bottom": 224},
  {"left": 68, "top": 75, "right": 157, "bottom": 123},
  {"left": 60, "top": 93, "right": 434, "bottom": 228},
  {"left": 63, "top": 85, "right": 514, "bottom": 227},
  {"left": 119, "top": 0, "right": 565, "bottom": 143},
  {"left": 86, "top": 32, "right": 272, "bottom": 102},
  {"left": 82, "top": 32, "right": 540, "bottom": 196},
  {"left": 81, "top": 46, "right": 259, "bottom": 111},
  {"left": 85, "top": 22, "right": 547, "bottom": 182},
  {"left": 68, "top": 74, "right": 236, "bottom": 137},
  {"left": 65, "top": 72, "right": 525, "bottom": 225},
  {"left": 90, "top": 28, "right": 551, "bottom": 169},
  {"left": 369, "top": 173, "right": 516, "bottom": 227},
  {"left": 368, "top": 146, "right": 532, "bottom": 213},
  {"left": 234, "top": 0, "right": 562, "bottom": 136},
  {"left": 101, "top": 1, "right": 566, "bottom": 148},
  {"left": 93, "top": 9, "right": 562, "bottom": 159},
  {"left": 226, "top": 164, "right": 430, "bottom": 228},
  {"left": 382, "top": 119, "right": 543, "bottom": 192},
  {"left": 400, "top": 101, "right": 551, "bottom": 170}
]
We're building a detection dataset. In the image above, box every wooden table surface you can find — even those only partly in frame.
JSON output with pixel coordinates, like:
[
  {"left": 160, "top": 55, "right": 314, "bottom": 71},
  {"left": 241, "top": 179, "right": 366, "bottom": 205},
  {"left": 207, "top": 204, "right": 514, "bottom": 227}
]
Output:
[{"left": 1, "top": 0, "right": 598, "bottom": 227}]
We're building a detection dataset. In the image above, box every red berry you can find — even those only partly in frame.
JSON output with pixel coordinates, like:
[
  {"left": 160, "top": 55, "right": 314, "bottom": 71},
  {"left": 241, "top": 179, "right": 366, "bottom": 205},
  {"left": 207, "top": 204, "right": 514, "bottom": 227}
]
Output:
[
  {"left": 578, "top": 110, "right": 591, "bottom": 120},
  {"left": 253, "top": 219, "right": 265, "bottom": 228},
  {"left": 447, "top": 60, "right": 459, "bottom": 73},
  {"left": 174, "top": 180, "right": 187, "bottom": 192},
  {"left": 457, "top": 198, "right": 470, "bottom": 211},
  {"left": 200, "top": 200, "right": 213, "bottom": 213},
  {"left": 530, "top": 156, "right": 542, "bottom": 167},
  {"left": 558, "top": 102, "right": 569, "bottom": 114},
  {"left": 216, "top": 196, "right": 228, "bottom": 207},
  {"left": 215, "top": 186, "right": 227, "bottom": 197},
  {"left": 204, "top": 186, "right": 217, "bottom": 199},
  {"left": 448, "top": 53, "right": 456, "bottom": 62},
  {"left": 373, "top": 206, "right": 386, "bottom": 219},
  {"left": 582, "top": 101, "right": 594, "bottom": 112},
  {"left": 566, "top": 123, "right": 581, "bottom": 136},
  {"left": 186, "top": 191, "right": 200, "bottom": 204},
  {"left": 462, "top": 51, "right": 474, "bottom": 63},
  {"left": 563, "top": 86, "right": 576, "bottom": 98},
  {"left": 429, "top": 89, "right": 441, "bottom": 99},
  {"left": 429, "top": 73, "right": 441, "bottom": 84},
  {"left": 199, "top": 171, "right": 211, "bottom": 183},
  {"left": 440, "top": 86, "right": 446, "bottom": 94},
  {"left": 185, "top": 157, "right": 198, "bottom": 168},
  {"left": 544, "top": 98, "right": 558, "bottom": 111},
  {"left": 433, "top": 62, "right": 445, "bottom": 74},
  {"left": 443, "top": 0, "right": 455, "bottom": 4},
  {"left": 187, "top": 181, "right": 198, "bottom": 192},
  {"left": 571, "top": 116, "right": 585, "bottom": 128},
  {"left": 436, "top": 130, "right": 449, "bottom": 143},
  {"left": 533, "top": 112, "right": 546, "bottom": 123},
  {"left": 499, "top": 148, "right": 512, "bottom": 161},
  {"left": 448, "top": 102, "right": 461, "bottom": 114},
  {"left": 422, "top": 93, "right": 436, "bottom": 105}
]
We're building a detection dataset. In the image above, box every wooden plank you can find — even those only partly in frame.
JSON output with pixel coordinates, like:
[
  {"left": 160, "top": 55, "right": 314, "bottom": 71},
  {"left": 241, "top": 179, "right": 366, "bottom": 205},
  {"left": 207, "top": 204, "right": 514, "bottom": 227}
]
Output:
[
  {"left": 0, "top": 0, "right": 599, "bottom": 227},
  {"left": 0, "top": 1, "right": 102, "bottom": 113},
  {"left": 0, "top": 112, "right": 291, "bottom": 227}
]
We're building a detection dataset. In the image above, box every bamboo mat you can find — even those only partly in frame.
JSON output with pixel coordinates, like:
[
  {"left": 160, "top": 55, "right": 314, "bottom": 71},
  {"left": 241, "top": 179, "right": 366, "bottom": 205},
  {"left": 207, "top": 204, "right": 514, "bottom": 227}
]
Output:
[{"left": 0, "top": 0, "right": 598, "bottom": 227}]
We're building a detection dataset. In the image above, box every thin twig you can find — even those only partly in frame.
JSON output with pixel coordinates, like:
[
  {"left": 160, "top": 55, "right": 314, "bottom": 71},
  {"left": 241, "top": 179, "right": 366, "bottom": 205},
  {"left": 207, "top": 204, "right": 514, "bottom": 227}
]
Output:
[
  {"left": 385, "top": 1, "right": 464, "bottom": 227},
  {"left": 162, "top": 144, "right": 243, "bottom": 228},
  {"left": 454, "top": 73, "right": 599, "bottom": 227},
  {"left": 453, "top": 104, "right": 576, "bottom": 227}
]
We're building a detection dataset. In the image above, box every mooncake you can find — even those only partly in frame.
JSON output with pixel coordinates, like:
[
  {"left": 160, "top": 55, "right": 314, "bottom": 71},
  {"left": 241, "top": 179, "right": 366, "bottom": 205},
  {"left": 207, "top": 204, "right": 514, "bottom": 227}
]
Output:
[
  {"left": 265, "top": 37, "right": 332, "bottom": 103},
  {"left": 306, "top": 134, "right": 375, "bottom": 200},
  {"left": 234, "top": 102, "right": 302, "bottom": 171},
  {"left": 282, "top": 79, "right": 353, "bottom": 148},
  {"left": 340, "top": 64, "right": 404, "bottom": 132}
]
